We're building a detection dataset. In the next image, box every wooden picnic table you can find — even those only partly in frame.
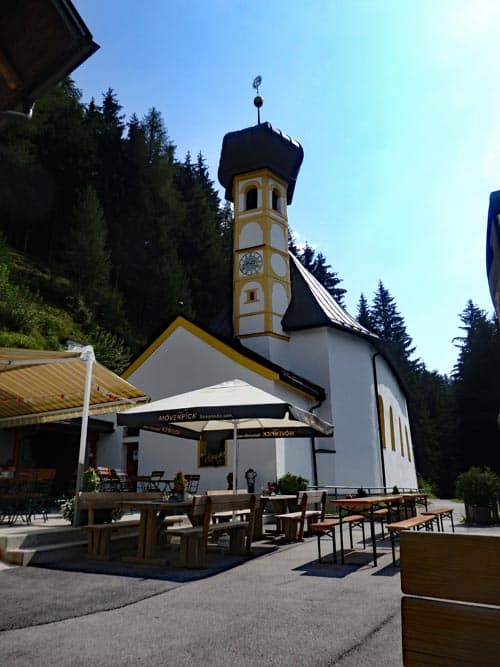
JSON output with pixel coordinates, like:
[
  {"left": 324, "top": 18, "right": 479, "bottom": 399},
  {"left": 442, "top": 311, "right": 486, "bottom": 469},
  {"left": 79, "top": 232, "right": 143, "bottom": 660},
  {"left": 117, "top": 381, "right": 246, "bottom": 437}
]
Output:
[
  {"left": 331, "top": 494, "right": 404, "bottom": 566},
  {"left": 254, "top": 494, "right": 297, "bottom": 538},
  {"left": 119, "top": 498, "right": 193, "bottom": 564}
]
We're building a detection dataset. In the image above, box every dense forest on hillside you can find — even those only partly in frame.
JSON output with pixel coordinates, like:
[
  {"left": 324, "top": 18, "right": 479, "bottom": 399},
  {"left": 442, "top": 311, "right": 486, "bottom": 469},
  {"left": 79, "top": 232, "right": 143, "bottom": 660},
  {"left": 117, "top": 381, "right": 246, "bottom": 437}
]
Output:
[{"left": 0, "top": 80, "right": 499, "bottom": 494}]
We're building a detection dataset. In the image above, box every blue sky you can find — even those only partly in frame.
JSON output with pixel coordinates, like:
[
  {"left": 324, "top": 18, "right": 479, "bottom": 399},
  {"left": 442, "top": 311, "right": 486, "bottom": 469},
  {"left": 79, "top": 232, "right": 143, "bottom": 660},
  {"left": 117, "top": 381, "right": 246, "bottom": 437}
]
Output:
[{"left": 74, "top": 0, "right": 499, "bottom": 375}]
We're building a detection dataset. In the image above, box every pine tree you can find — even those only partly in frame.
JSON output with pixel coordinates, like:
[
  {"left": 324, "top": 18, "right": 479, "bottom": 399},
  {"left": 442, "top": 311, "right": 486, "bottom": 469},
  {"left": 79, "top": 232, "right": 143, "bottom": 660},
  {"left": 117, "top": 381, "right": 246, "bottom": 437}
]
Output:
[
  {"left": 452, "top": 301, "right": 500, "bottom": 473},
  {"left": 370, "top": 281, "right": 418, "bottom": 371},
  {"left": 295, "top": 242, "right": 347, "bottom": 306},
  {"left": 61, "top": 186, "right": 115, "bottom": 317},
  {"left": 357, "top": 293, "right": 374, "bottom": 331}
]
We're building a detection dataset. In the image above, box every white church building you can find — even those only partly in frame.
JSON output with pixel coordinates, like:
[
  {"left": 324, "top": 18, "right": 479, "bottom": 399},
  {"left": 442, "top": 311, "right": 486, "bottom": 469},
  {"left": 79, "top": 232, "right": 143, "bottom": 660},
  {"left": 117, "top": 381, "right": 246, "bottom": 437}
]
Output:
[{"left": 100, "top": 120, "right": 418, "bottom": 493}]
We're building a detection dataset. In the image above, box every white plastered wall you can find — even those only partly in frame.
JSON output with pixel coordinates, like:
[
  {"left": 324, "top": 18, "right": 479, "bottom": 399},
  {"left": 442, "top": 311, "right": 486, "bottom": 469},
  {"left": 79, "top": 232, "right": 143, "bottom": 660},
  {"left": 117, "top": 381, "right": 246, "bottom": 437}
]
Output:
[
  {"left": 283, "top": 326, "right": 418, "bottom": 490},
  {"left": 375, "top": 355, "right": 418, "bottom": 489},
  {"left": 125, "top": 323, "right": 314, "bottom": 492}
]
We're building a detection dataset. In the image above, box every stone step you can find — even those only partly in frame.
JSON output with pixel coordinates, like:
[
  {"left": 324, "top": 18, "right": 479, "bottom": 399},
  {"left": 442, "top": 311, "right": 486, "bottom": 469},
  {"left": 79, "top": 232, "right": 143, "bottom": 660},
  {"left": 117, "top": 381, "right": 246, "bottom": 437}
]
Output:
[
  {"left": 0, "top": 526, "right": 87, "bottom": 551},
  {"left": 0, "top": 529, "right": 138, "bottom": 566},
  {"left": 3, "top": 539, "right": 88, "bottom": 566}
]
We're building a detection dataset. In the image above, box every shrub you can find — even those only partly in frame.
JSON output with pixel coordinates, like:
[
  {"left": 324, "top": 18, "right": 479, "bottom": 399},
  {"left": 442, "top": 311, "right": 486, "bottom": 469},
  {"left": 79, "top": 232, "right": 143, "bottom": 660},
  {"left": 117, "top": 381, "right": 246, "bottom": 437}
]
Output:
[
  {"left": 277, "top": 473, "right": 308, "bottom": 494},
  {"left": 455, "top": 467, "right": 500, "bottom": 507}
]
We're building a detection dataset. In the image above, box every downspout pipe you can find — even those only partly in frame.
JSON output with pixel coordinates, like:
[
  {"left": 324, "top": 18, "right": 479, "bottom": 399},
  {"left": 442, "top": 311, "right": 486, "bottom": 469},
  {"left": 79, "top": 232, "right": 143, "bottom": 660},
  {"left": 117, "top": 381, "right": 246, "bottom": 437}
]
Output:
[
  {"left": 371, "top": 351, "right": 387, "bottom": 490},
  {"left": 309, "top": 398, "right": 323, "bottom": 488}
]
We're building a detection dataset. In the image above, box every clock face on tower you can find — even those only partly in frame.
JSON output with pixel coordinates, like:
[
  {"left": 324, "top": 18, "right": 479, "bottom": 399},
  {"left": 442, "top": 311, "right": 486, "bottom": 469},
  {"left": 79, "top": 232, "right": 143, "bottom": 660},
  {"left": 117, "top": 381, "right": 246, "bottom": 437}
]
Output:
[{"left": 239, "top": 251, "right": 263, "bottom": 276}]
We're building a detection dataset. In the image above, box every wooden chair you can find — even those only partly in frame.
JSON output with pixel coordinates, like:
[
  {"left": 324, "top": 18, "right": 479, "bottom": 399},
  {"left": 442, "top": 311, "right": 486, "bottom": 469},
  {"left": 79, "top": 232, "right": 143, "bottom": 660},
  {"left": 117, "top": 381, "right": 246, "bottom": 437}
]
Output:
[{"left": 400, "top": 531, "right": 500, "bottom": 666}]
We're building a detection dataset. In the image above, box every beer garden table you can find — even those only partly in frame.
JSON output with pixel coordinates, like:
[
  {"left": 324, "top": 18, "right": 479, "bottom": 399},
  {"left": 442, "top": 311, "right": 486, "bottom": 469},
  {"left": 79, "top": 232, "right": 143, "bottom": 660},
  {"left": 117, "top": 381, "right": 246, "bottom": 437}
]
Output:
[{"left": 331, "top": 494, "right": 405, "bottom": 566}]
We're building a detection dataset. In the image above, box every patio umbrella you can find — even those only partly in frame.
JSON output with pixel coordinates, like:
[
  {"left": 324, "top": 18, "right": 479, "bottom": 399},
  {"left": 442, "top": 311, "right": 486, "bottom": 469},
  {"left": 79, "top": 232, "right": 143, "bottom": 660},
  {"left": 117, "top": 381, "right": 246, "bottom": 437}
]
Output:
[{"left": 117, "top": 379, "right": 333, "bottom": 490}]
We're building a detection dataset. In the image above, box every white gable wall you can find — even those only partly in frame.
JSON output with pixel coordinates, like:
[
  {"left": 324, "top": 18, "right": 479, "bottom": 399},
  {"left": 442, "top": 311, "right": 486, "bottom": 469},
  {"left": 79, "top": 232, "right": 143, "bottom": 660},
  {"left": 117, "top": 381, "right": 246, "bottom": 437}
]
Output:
[
  {"left": 282, "top": 326, "right": 418, "bottom": 490},
  {"left": 126, "top": 324, "right": 314, "bottom": 493},
  {"left": 326, "top": 329, "right": 382, "bottom": 489}
]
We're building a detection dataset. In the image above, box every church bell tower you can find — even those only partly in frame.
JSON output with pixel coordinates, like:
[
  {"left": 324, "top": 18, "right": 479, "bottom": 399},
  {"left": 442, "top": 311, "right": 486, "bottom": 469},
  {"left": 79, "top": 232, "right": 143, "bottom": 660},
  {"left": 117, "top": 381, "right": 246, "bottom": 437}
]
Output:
[{"left": 218, "top": 88, "right": 303, "bottom": 360}]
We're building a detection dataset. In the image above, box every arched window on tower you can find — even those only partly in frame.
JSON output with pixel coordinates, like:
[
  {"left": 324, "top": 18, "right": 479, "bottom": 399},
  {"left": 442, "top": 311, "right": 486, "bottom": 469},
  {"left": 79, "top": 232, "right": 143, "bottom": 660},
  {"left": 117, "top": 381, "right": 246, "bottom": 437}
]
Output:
[
  {"left": 246, "top": 187, "right": 258, "bottom": 210},
  {"left": 272, "top": 188, "right": 282, "bottom": 213}
]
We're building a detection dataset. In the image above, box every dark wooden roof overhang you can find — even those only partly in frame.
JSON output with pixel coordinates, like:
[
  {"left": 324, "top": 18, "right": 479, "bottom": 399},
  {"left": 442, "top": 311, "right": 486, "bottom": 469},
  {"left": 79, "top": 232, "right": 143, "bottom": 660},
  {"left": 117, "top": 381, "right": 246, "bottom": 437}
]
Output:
[{"left": 0, "top": 0, "right": 99, "bottom": 114}]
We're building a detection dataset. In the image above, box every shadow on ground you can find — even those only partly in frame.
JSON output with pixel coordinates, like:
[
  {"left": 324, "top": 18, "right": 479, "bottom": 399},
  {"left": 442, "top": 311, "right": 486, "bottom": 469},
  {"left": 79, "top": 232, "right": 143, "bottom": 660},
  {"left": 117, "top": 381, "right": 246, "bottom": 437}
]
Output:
[
  {"left": 0, "top": 543, "right": 278, "bottom": 632},
  {"left": 294, "top": 550, "right": 377, "bottom": 578}
]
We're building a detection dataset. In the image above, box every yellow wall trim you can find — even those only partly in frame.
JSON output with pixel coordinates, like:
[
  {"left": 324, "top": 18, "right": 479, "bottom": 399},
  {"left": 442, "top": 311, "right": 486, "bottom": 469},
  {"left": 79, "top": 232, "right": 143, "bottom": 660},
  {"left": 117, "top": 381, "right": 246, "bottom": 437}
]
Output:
[
  {"left": 239, "top": 331, "right": 290, "bottom": 341},
  {"left": 123, "top": 316, "right": 313, "bottom": 399}
]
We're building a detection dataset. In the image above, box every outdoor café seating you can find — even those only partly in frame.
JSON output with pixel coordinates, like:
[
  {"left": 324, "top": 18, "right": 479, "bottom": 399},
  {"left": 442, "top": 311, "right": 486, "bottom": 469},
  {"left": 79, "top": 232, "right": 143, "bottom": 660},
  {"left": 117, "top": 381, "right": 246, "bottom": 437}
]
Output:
[{"left": 0, "top": 468, "right": 56, "bottom": 526}]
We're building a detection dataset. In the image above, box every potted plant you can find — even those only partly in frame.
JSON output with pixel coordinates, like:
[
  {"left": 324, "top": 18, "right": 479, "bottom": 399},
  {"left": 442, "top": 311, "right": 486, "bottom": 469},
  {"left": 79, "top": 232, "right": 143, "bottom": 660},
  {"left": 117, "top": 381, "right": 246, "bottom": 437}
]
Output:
[
  {"left": 277, "top": 473, "right": 308, "bottom": 495},
  {"left": 60, "top": 466, "right": 123, "bottom": 525},
  {"left": 170, "top": 471, "right": 190, "bottom": 502},
  {"left": 456, "top": 466, "right": 500, "bottom": 524}
]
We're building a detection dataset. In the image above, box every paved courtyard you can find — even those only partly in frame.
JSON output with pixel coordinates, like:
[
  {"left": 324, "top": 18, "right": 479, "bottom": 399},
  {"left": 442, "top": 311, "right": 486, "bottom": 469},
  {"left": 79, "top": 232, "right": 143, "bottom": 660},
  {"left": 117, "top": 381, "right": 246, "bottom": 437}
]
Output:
[{"left": 0, "top": 500, "right": 497, "bottom": 666}]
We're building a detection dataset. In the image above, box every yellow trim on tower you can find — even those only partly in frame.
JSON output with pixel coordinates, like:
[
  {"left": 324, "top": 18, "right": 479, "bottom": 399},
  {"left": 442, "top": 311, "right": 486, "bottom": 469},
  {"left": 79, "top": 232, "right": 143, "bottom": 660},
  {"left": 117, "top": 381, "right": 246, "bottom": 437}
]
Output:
[{"left": 123, "top": 316, "right": 314, "bottom": 399}]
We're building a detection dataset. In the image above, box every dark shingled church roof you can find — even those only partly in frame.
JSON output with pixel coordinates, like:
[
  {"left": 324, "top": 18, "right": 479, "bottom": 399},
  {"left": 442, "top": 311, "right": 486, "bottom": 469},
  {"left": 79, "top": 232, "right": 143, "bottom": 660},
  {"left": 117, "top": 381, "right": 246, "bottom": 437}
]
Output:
[
  {"left": 218, "top": 122, "right": 304, "bottom": 205},
  {"left": 282, "top": 253, "right": 377, "bottom": 338}
]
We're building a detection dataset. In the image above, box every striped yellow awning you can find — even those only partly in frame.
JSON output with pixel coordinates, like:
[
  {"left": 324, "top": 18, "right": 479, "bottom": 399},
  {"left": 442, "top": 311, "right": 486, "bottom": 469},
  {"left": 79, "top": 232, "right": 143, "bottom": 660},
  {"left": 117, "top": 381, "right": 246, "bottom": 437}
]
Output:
[{"left": 0, "top": 347, "right": 149, "bottom": 428}]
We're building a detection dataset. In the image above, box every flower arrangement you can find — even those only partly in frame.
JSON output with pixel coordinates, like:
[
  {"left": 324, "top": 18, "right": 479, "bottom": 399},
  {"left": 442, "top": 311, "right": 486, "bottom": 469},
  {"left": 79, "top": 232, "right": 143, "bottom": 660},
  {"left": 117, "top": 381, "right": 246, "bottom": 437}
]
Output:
[{"left": 173, "top": 471, "right": 186, "bottom": 493}]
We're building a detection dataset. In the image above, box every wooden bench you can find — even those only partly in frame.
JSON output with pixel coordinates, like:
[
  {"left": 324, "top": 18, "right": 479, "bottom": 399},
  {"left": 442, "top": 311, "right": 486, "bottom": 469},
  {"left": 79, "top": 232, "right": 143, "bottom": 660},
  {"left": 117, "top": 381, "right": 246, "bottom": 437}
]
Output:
[
  {"left": 310, "top": 518, "right": 340, "bottom": 563},
  {"left": 80, "top": 491, "right": 183, "bottom": 560},
  {"left": 311, "top": 512, "right": 367, "bottom": 564},
  {"left": 167, "top": 493, "right": 258, "bottom": 568},
  {"left": 386, "top": 514, "right": 437, "bottom": 566},
  {"left": 421, "top": 507, "right": 454, "bottom": 532},
  {"left": 400, "top": 532, "right": 500, "bottom": 666},
  {"left": 86, "top": 515, "right": 186, "bottom": 560},
  {"left": 207, "top": 489, "right": 250, "bottom": 523},
  {"left": 275, "top": 490, "right": 327, "bottom": 541}
]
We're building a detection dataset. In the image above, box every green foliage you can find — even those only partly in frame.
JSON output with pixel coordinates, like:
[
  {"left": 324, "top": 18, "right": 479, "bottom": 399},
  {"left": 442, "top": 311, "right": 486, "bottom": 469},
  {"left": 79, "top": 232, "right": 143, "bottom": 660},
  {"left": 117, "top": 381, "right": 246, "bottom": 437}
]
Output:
[
  {"left": 417, "top": 475, "right": 436, "bottom": 498},
  {"left": 173, "top": 471, "right": 186, "bottom": 491},
  {"left": 456, "top": 467, "right": 500, "bottom": 506},
  {"left": 86, "top": 326, "right": 131, "bottom": 375},
  {"left": 356, "top": 487, "right": 368, "bottom": 497},
  {"left": 82, "top": 467, "right": 100, "bottom": 492},
  {"left": 356, "top": 293, "right": 374, "bottom": 331},
  {"left": 369, "top": 280, "right": 419, "bottom": 372},
  {"left": 452, "top": 302, "right": 500, "bottom": 474},
  {"left": 290, "top": 238, "right": 346, "bottom": 306},
  {"left": 277, "top": 473, "right": 308, "bottom": 493},
  {"left": 0, "top": 261, "right": 84, "bottom": 349},
  {"left": 0, "top": 80, "right": 234, "bottom": 357}
]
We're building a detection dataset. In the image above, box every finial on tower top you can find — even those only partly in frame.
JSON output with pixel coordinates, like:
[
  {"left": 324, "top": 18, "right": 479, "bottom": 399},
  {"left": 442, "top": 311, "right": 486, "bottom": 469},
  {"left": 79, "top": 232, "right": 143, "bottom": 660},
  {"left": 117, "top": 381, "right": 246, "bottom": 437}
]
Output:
[{"left": 253, "top": 75, "right": 263, "bottom": 124}]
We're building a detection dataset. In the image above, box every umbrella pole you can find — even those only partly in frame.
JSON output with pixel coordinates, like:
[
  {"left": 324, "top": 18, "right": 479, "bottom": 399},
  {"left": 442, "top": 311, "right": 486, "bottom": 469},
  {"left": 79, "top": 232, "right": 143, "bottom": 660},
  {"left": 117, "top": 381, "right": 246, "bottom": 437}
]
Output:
[{"left": 232, "top": 422, "right": 238, "bottom": 494}]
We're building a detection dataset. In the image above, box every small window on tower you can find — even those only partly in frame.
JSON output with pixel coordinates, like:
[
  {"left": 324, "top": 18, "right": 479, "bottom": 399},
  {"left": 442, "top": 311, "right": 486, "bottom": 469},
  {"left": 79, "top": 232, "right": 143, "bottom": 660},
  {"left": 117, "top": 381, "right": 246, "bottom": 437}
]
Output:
[
  {"left": 245, "top": 288, "right": 259, "bottom": 303},
  {"left": 246, "top": 187, "right": 258, "bottom": 210},
  {"left": 272, "top": 188, "right": 281, "bottom": 212}
]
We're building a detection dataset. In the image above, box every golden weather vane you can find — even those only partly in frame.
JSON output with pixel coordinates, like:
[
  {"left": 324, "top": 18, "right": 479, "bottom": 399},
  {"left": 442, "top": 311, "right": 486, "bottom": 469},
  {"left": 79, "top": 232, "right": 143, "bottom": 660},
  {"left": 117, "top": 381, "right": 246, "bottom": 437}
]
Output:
[{"left": 253, "top": 75, "right": 263, "bottom": 124}]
